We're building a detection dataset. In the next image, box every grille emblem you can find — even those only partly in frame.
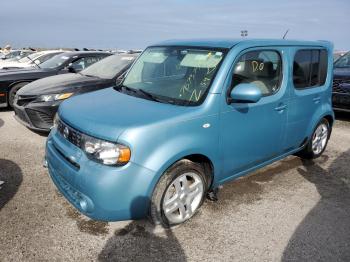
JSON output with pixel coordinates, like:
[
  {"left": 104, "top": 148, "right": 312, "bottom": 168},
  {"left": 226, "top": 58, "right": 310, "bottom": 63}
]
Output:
[{"left": 63, "top": 126, "right": 69, "bottom": 138}]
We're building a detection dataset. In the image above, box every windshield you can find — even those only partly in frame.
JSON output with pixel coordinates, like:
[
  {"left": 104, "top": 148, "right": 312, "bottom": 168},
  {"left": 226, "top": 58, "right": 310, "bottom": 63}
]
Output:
[
  {"left": 334, "top": 51, "right": 350, "bottom": 68},
  {"left": 40, "top": 54, "right": 70, "bottom": 69},
  {"left": 122, "top": 47, "right": 225, "bottom": 105},
  {"left": 18, "top": 52, "right": 42, "bottom": 63},
  {"left": 81, "top": 54, "right": 136, "bottom": 79}
]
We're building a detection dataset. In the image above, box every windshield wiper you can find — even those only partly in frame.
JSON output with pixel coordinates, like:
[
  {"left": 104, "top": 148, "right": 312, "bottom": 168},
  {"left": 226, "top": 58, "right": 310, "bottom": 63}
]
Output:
[
  {"left": 81, "top": 73, "right": 97, "bottom": 78},
  {"left": 26, "top": 56, "right": 41, "bottom": 69},
  {"left": 114, "top": 85, "right": 167, "bottom": 103},
  {"left": 136, "top": 89, "right": 165, "bottom": 103}
]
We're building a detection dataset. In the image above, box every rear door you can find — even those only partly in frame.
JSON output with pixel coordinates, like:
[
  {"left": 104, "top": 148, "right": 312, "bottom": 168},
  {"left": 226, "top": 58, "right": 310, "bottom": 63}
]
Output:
[{"left": 285, "top": 48, "right": 328, "bottom": 150}]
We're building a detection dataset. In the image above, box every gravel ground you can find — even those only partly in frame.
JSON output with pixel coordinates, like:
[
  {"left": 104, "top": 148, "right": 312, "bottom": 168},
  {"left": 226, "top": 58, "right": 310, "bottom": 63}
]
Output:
[{"left": 0, "top": 109, "right": 350, "bottom": 262}]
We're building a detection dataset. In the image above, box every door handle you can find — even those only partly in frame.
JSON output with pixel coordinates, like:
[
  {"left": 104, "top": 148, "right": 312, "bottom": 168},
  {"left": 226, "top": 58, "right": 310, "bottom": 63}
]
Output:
[
  {"left": 275, "top": 104, "right": 287, "bottom": 111},
  {"left": 313, "top": 97, "right": 321, "bottom": 103}
]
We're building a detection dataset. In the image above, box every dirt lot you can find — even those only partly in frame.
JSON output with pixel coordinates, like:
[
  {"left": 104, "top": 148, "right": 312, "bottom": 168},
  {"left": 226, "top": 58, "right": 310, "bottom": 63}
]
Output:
[{"left": 0, "top": 109, "right": 349, "bottom": 262}]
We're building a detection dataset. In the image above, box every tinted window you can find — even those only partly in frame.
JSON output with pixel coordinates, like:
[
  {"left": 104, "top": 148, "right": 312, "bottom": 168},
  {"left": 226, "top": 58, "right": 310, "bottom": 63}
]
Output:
[
  {"left": 293, "top": 49, "right": 328, "bottom": 89},
  {"left": 40, "top": 54, "right": 71, "bottom": 69},
  {"left": 232, "top": 50, "right": 282, "bottom": 96},
  {"left": 36, "top": 53, "right": 59, "bottom": 64},
  {"left": 71, "top": 56, "right": 105, "bottom": 70},
  {"left": 334, "top": 51, "right": 350, "bottom": 68},
  {"left": 81, "top": 54, "right": 137, "bottom": 79}
]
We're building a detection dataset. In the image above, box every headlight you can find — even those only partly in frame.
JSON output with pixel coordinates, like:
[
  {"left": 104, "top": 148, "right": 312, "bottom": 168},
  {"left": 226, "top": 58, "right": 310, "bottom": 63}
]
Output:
[
  {"left": 82, "top": 134, "right": 131, "bottom": 166},
  {"left": 37, "top": 92, "right": 73, "bottom": 102}
]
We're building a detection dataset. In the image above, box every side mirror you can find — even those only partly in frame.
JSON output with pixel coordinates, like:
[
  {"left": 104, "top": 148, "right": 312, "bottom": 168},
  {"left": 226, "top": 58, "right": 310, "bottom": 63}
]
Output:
[
  {"left": 68, "top": 66, "right": 76, "bottom": 73},
  {"left": 228, "top": 83, "right": 262, "bottom": 104},
  {"left": 68, "top": 64, "right": 83, "bottom": 73}
]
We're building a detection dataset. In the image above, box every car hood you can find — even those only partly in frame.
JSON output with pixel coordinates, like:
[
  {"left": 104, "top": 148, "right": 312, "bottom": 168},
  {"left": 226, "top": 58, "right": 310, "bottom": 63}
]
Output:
[
  {"left": 17, "top": 73, "right": 109, "bottom": 95},
  {"left": 333, "top": 67, "right": 350, "bottom": 79},
  {"left": 59, "top": 87, "right": 195, "bottom": 142}
]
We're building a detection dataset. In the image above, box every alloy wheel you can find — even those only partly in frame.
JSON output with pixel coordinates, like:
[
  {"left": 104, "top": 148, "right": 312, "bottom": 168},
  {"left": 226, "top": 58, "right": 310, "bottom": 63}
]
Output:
[
  {"left": 162, "top": 172, "right": 204, "bottom": 224},
  {"left": 312, "top": 123, "right": 328, "bottom": 155}
]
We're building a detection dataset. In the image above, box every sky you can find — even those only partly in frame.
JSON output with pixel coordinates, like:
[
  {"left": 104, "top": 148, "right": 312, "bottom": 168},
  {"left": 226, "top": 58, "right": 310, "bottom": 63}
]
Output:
[{"left": 0, "top": 0, "right": 349, "bottom": 51}]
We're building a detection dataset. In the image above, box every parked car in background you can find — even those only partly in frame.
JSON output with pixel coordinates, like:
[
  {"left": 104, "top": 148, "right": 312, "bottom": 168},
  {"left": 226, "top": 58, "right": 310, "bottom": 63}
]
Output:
[
  {"left": 0, "top": 51, "right": 110, "bottom": 108},
  {"left": 0, "top": 50, "right": 63, "bottom": 70},
  {"left": 333, "top": 51, "right": 350, "bottom": 112},
  {"left": 46, "top": 39, "right": 334, "bottom": 227},
  {"left": 0, "top": 49, "right": 35, "bottom": 61},
  {"left": 14, "top": 53, "right": 138, "bottom": 131},
  {"left": 333, "top": 50, "right": 348, "bottom": 62}
]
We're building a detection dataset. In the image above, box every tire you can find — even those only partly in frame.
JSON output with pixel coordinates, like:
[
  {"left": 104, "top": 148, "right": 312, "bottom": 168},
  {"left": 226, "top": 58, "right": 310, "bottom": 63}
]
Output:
[
  {"left": 297, "top": 118, "right": 330, "bottom": 159},
  {"left": 149, "top": 159, "right": 208, "bottom": 227},
  {"left": 8, "top": 82, "right": 29, "bottom": 108}
]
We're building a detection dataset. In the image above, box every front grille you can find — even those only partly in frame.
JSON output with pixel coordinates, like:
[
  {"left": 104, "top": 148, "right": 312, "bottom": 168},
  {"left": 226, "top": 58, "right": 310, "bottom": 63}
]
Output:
[
  {"left": 14, "top": 107, "right": 29, "bottom": 124},
  {"left": 57, "top": 119, "right": 82, "bottom": 148},
  {"left": 16, "top": 95, "right": 37, "bottom": 107},
  {"left": 333, "top": 79, "right": 350, "bottom": 94},
  {"left": 26, "top": 109, "right": 53, "bottom": 129}
]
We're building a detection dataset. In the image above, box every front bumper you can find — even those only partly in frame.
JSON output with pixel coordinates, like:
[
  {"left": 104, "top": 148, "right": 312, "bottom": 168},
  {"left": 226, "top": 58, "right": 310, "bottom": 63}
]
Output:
[
  {"left": 13, "top": 100, "right": 59, "bottom": 132},
  {"left": 45, "top": 128, "right": 157, "bottom": 221}
]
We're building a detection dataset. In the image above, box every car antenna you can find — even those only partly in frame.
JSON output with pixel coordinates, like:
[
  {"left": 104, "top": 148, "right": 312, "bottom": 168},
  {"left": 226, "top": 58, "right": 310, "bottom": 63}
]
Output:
[{"left": 282, "top": 29, "right": 289, "bottom": 39}]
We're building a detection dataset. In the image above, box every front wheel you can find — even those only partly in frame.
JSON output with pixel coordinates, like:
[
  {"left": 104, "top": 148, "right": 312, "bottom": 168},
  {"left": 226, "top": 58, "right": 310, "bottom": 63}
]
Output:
[
  {"left": 150, "top": 159, "right": 208, "bottom": 227},
  {"left": 297, "top": 118, "right": 330, "bottom": 159},
  {"left": 8, "top": 82, "right": 29, "bottom": 108}
]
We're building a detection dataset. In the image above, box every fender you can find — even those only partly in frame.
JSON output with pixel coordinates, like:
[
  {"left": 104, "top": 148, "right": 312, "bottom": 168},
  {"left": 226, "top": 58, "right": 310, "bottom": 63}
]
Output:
[
  {"left": 118, "top": 114, "right": 221, "bottom": 196},
  {"left": 305, "top": 102, "right": 334, "bottom": 140}
]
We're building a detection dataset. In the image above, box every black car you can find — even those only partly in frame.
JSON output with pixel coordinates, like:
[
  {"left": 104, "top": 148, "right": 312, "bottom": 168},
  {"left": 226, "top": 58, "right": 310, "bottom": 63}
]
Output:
[
  {"left": 0, "top": 51, "right": 110, "bottom": 108},
  {"left": 333, "top": 51, "right": 350, "bottom": 112},
  {"left": 13, "top": 53, "right": 139, "bottom": 132}
]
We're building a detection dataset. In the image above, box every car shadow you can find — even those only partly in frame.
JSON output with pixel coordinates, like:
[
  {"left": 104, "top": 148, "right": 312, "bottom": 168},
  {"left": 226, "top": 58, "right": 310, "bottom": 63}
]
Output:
[
  {"left": 0, "top": 107, "right": 12, "bottom": 112},
  {"left": 31, "top": 129, "right": 49, "bottom": 137},
  {"left": 335, "top": 111, "right": 350, "bottom": 122},
  {"left": 0, "top": 159, "right": 23, "bottom": 210},
  {"left": 98, "top": 196, "right": 186, "bottom": 262},
  {"left": 282, "top": 150, "right": 350, "bottom": 261}
]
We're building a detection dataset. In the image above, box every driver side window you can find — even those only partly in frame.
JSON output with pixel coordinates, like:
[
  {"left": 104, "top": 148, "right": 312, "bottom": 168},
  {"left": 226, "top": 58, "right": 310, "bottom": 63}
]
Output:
[{"left": 231, "top": 50, "right": 282, "bottom": 96}]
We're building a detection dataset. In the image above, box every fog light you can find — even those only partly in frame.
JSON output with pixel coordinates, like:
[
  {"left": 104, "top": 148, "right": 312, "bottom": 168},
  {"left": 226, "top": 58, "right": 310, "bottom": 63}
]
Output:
[
  {"left": 79, "top": 199, "right": 88, "bottom": 212},
  {"left": 78, "top": 196, "right": 94, "bottom": 213}
]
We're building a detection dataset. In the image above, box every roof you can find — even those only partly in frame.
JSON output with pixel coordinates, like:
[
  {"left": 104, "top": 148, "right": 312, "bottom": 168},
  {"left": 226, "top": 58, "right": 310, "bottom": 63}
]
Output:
[
  {"left": 61, "top": 51, "right": 110, "bottom": 56},
  {"left": 153, "top": 38, "right": 333, "bottom": 49}
]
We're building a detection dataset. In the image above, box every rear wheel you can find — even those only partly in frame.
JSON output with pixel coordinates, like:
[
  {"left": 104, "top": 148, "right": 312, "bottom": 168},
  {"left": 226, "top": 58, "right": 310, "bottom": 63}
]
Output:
[
  {"left": 8, "top": 82, "right": 29, "bottom": 108},
  {"left": 150, "top": 159, "right": 208, "bottom": 227},
  {"left": 297, "top": 118, "right": 330, "bottom": 159}
]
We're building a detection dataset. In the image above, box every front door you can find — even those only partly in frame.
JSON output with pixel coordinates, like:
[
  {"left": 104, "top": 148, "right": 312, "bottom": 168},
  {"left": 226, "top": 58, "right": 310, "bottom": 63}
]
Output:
[{"left": 220, "top": 48, "right": 289, "bottom": 181}]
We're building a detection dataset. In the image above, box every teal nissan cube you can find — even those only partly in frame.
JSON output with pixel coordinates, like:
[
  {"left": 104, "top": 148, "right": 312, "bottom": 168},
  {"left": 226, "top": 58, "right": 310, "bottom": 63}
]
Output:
[{"left": 46, "top": 39, "right": 334, "bottom": 227}]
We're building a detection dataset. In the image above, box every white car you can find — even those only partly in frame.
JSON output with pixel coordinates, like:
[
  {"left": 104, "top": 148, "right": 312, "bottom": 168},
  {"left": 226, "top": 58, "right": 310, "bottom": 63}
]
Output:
[{"left": 0, "top": 50, "right": 64, "bottom": 70}]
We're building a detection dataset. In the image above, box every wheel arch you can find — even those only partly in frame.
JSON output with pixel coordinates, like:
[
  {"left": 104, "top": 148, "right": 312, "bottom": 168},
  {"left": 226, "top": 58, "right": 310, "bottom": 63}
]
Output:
[
  {"left": 7, "top": 80, "right": 32, "bottom": 96},
  {"left": 150, "top": 152, "right": 216, "bottom": 196}
]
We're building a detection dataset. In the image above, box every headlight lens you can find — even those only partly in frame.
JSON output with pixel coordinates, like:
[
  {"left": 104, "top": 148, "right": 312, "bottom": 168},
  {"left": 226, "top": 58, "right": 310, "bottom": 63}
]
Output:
[
  {"left": 82, "top": 134, "right": 131, "bottom": 165},
  {"left": 37, "top": 92, "right": 73, "bottom": 102}
]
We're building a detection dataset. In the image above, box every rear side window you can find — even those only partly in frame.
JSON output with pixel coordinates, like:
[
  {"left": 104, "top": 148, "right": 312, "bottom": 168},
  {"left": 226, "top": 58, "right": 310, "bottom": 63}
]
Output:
[
  {"left": 293, "top": 49, "right": 328, "bottom": 89},
  {"left": 232, "top": 50, "right": 282, "bottom": 96}
]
